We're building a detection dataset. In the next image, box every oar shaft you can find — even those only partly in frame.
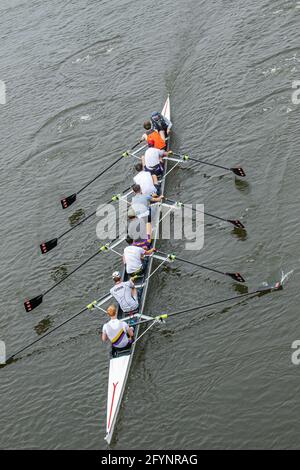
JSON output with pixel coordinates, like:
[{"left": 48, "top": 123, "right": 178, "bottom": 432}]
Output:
[
  {"left": 167, "top": 291, "right": 257, "bottom": 318},
  {"left": 8, "top": 292, "right": 111, "bottom": 362},
  {"left": 59, "top": 209, "right": 97, "bottom": 240},
  {"left": 77, "top": 156, "right": 123, "bottom": 196},
  {"left": 158, "top": 250, "right": 226, "bottom": 277},
  {"left": 57, "top": 186, "right": 132, "bottom": 244},
  {"left": 133, "top": 285, "right": 279, "bottom": 326},
  {"left": 175, "top": 254, "right": 225, "bottom": 276},
  {"left": 66, "top": 185, "right": 131, "bottom": 238},
  {"left": 173, "top": 152, "right": 231, "bottom": 171},
  {"left": 44, "top": 251, "right": 101, "bottom": 297},
  {"left": 165, "top": 199, "right": 227, "bottom": 224},
  {"left": 131, "top": 140, "right": 143, "bottom": 150},
  {"left": 7, "top": 306, "right": 87, "bottom": 361},
  {"left": 188, "top": 156, "right": 230, "bottom": 171},
  {"left": 44, "top": 236, "right": 121, "bottom": 297}
]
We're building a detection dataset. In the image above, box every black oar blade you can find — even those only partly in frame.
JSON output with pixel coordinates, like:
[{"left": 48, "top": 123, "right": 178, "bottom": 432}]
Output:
[
  {"left": 61, "top": 193, "right": 76, "bottom": 209},
  {"left": 40, "top": 238, "right": 58, "bottom": 254},
  {"left": 231, "top": 167, "right": 246, "bottom": 177},
  {"left": 226, "top": 272, "right": 245, "bottom": 283},
  {"left": 24, "top": 294, "right": 43, "bottom": 312},
  {"left": 227, "top": 219, "right": 245, "bottom": 229}
]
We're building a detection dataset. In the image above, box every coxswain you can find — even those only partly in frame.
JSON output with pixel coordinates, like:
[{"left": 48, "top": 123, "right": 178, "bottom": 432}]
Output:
[
  {"left": 150, "top": 111, "right": 172, "bottom": 142},
  {"left": 141, "top": 120, "right": 166, "bottom": 150},
  {"left": 123, "top": 237, "right": 156, "bottom": 275},
  {"left": 110, "top": 271, "right": 139, "bottom": 314},
  {"left": 102, "top": 305, "right": 134, "bottom": 349}
]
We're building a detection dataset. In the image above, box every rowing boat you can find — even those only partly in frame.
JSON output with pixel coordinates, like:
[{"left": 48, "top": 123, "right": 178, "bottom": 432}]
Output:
[
  {"left": 12, "top": 86, "right": 284, "bottom": 448},
  {"left": 104, "top": 96, "right": 171, "bottom": 444}
]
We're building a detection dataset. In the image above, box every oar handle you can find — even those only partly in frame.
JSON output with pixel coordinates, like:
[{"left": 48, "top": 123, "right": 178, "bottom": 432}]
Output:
[
  {"left": 131, "top": 140, "right": 143, "bottom": 150},
  {"left": 174, "top": 254, "right": 226, "bottom": 276}
]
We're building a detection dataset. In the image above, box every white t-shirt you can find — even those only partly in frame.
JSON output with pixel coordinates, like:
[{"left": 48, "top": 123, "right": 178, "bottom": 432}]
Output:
[
  {"left": 144, "top": 148, "right": 164, "bottom": 168},
  {"left": 110, "top": 280, "right": 139, "bottom": 313},
  {"left": 134, "top": 171, "right": 157, "bottom": 195},
  {"left": 124, "top": 245, "right": 145, "bottom": 274},
  {"left": 102, "top": 318, "right": 130, "bottom": 348}
]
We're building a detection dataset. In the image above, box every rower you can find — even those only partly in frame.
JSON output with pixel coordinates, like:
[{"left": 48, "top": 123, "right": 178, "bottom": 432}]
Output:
[
  {"left": 150, "top": 111, "right": 172, "bottom": 142},
  {"left": 123, "top": 237, "right": 155, "bottom": 276},
  {"left": 142, "top": 140, "right": 170, "bottom": 185},
  {"left": 110, "top": 271, "right": 139, "bottom": 314},
  {"left": 141, "top": 120, "right": 166, "bottom": 150},
  {"left": 102, "top": 304, "right": 134, "bottom": 349},
  {"left": 131, "top": 183, "right": 163, "bottom": 218},
  {"left": 133, "top": 162, "right": 158, "bottom": 196}
]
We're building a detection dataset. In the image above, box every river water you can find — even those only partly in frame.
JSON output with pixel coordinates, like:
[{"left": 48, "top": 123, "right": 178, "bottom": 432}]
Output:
[{"left": 1, "top": 0, "right": 300, "bottom": 450}]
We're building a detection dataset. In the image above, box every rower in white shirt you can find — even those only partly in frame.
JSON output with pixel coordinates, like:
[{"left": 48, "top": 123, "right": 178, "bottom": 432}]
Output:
[
  {"left": 123, "top": 237, "right": 156, "bottom": 275},
  {"left": 142, "top": 139, "right": 171, "bottom": 184},
  {"left": 133, "top": 162, "right": 157, "bottom": 195},
  {"left": 102, "top": 305, "right": 134, "bottom": 349},
  {"left": 110, "top": 271, "right": 139, "bottom": 313}
]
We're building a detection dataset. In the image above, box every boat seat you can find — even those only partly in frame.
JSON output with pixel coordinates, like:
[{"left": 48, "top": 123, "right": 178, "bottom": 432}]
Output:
[{"left": 111, "top": 343, "right": 132, "bottom": 358}]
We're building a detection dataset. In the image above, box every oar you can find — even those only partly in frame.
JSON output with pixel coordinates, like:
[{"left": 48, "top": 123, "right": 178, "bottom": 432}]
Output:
[
  {"left": 157, "top": 250, "right": 246, "bottom": 283},
  {"left": 41, "top": 187, "right": 132, "bottom": 254},
  {"left": 172, "top": 152, "right": 246, "bottom": 177},
  {"left": 25, "top": 237, "right": 124, "bottom": 311},
  {"left": 132, "top": 281, "right": 282, "bottom": 326},
  {"left": 60, "top": 141, "right": 142, "bottom": 209},
  {"left": 6, "top": 281, "right": 283, "bottom": 365},
  {"left": 7, "top": 293, "right": 111, "bottom": 364},
  {"left": 165, "top": 198, "right": 245, "bottom": 229}
]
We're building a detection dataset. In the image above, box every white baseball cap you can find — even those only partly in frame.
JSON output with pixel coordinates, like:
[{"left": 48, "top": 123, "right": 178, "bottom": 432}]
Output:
[{"left": 112, "top": 271, "right": 121, "bottom": 279}]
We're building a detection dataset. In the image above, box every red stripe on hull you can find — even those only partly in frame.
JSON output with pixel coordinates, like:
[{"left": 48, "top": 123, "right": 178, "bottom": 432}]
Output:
[{"left": 107, "top": 382, "right": 119, "bottom": 431}]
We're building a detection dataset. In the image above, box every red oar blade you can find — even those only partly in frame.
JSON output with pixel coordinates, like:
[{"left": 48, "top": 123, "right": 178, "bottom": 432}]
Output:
[
  {"left": 40, "top": 238, "right": 58, "bottom": 254},
  {"left": 227, "top": 219, "right": 245, "bottom": 229},
  {"left": 24, "top": 295, "right": 43, "bottom": 312},
  {"left": 231, "top": 167, "right": 246, "bottom": 177},
  {"left": 226, "top": 272, "right": 245, "bottom": 283},
  {"left": 61, "top": 193, "right": 77, "bottom": 209}
]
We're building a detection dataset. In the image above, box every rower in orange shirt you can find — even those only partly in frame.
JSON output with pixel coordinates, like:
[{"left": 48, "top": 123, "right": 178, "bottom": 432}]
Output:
[{"left": 141, "top": 121, "right": 166, "bottom": 150}]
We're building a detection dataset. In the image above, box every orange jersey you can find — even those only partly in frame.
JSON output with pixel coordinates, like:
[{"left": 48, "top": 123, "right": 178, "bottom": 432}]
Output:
[{"left": 144, "top": 129, "right": 166, "bottom": 150}]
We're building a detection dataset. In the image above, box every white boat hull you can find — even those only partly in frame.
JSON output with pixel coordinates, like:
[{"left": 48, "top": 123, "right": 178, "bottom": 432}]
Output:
[{"left": 104, "top": 96, "right": 171, "bottom": 444}]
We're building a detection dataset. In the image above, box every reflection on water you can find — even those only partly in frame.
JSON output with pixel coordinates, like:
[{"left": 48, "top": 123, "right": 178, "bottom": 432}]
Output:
[
  {"left": 234, "top": 177, "right": 251, "bottom": 194},
  {"left": 50, "top": 265, "right": 68, "bottom": 282},
  {"left": 232, "top": 227, "right": 248, "bottom": 241},
  {"left": 233, "top": 283, "right": 249, "bottom": 295},
  {"left": 34, "top": 316, "right": 53, "bottom": 336},
  {"left": 69, "top": 208, "right": 86, "bottom": 226}
]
